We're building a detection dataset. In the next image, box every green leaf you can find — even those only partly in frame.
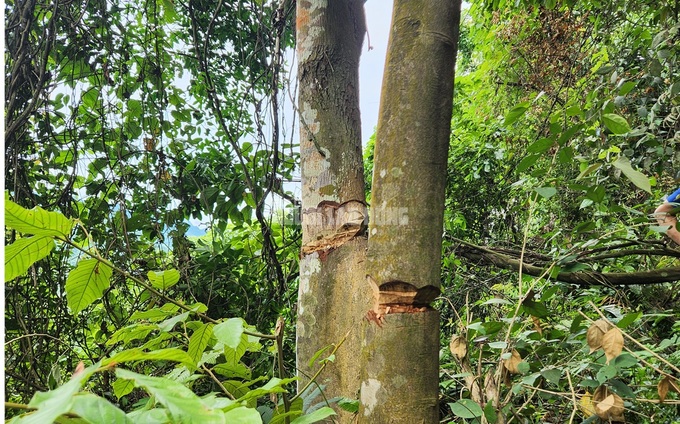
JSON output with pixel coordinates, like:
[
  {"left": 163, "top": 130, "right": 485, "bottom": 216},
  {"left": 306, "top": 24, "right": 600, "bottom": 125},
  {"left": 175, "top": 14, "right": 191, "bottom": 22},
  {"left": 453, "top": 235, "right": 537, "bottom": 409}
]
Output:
[
  {"left": 213, "top": 361, "right": 251, "bottom": 379},
  {"left": 129, "top": 305, "right": 180, "bottom": 322},
  {"left": 235, "top": 377, "right": 297, "bottom": 404},
  {"left": 21, "top": 362, "right": 101, "bottom": 424},
  {"left": 483, "top": 401, "right": 498, "bottom": 423},
  {"left": 612, "top": 156, "right": 651, "bottom": 193},
  {"left": 106, "top": 323, "right": 158, "bottom": 346},
  {"left": 223, "top": 406, "right": 262, "bottom": 423},
  {"left": 608, "top": 378, "right": 636, "bottom": 398},
  {"left": 147, "top": 269, "right": 181, "bottom": 290},
  {"left": 337, "top": 398, "right": 359, "bottom": 413},
  {"left": 308, "top": 345, "right": 332, "bottom": 369},
  {"left": 616, "top": 311, "right": 641, "bottom": 329},
  {"left": 618, "top": 81, "right": 637, "bottom": 96},
  {"left": 69, "top": 393, "right": 133, "bottom": 424},
  {"left": 158, "top": 311, "right": 190, "bottom": 332},
  {"left": 5, "top": 236, "right": 55, "bottom": 281},
  {"left": 104, "top": 348, "right": 195, "bottom": 369},
  {"left": 504, "top": 102, "right": 530, "bottom": 126},
  {"left": 576, "top": 162, "right": 602, "bottom": 180},
  {"left": 602, "top": 113, "right": 631, "bottom": 135},
  {"left": 126, "top": 408, "right": 171, "bottom": 422},
  {"left": 5, "top": 199, "right": 74, "bottom": 237},
  {"left": 613, "top": 353, "right": 637, "bottom": 369},
  {"left": 522, "top": 299, "right": 549, "bottom": 318},
  {"left": 65, "top": 258, "right": 113, "bottom": 314},
  {"left": 527, "top": 138, "right": 554, "bottom": 154},
  {"left": 214, "top": 318, "right": 245, "bottom": 349},
  {"left": 541, "top": 368, "right": 562, "bottom": 385},
  {"left": 517, "top": 154, "right": 539, "bottom": 173},
  {"left": 449, "top": 399, "right": 484, "bottom": 419},
  {"left": 115, "top": 368, "right": 226, "bottom": 423},
  {"left": 290, "top": 407, "right": 336, "bottom": 424},
  {"left": 188, "top": 323, "right": 214, "bottom": 366},
  {"left": 534, "top": 187, "right": 557, "bottom": 199},
  {"left": 112, "top": 377, "right": 135, "bottom": 399},
  {"left": 596, "top": 364, "right": 618, "bottom": 383}
]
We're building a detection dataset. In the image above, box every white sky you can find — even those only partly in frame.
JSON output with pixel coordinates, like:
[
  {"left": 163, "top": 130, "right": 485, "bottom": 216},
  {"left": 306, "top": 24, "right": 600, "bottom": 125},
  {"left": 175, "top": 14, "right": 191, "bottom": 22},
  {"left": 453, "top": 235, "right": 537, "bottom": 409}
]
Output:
[{"left": 360, "top": 1, "right": 394, "bottom": 143}]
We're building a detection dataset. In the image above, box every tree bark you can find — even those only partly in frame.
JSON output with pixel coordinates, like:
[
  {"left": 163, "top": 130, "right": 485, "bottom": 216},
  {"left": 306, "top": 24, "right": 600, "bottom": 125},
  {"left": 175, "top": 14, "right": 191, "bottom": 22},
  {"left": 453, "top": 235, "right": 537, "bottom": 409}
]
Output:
[
  {"left": 295, "top": 0, "right": 371, "bottom": 419},
  {"left": 360, "top": 0, "right": 461, "bottom": 422}
]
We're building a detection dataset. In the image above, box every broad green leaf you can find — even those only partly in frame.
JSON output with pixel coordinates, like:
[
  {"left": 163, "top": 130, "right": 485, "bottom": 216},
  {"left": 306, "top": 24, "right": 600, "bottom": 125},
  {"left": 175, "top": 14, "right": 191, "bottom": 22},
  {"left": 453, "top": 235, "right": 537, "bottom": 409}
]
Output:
[
  {"left": 541, "top": 368, "right": 562, "bottom": 386},
  {"left": 612, "top": 157, "right": 651, "bottom": 193},
  {"left": 337, "top": 398, "right": 359, "bottom": 413},
  {"left": 5, "top": 236, "right": 55, "bottom": 281},
  {"left": 616, "top": 311, "right": 641, "bottom": 329},
  {"left": 158, "top": 311, "right": 190, "bottom": 332},
  {"left": 558, "top": 124, "right": 583, "bottom": 145},
  {"left": 618, "top": 81, "right": 637, "bottom": 96},
  {"left": 115, "top": 368, "right": 226, "bottom": 423},
  {"left": 608, "top": 378, "right": 636, "bottom": 399},
  {"left": 235, "top": 377, "right": 296, "bottom": 404},
  {"left": 214, "top": 318, "right": 245, "bottom": 349},
  {"left": 107, "top": 323, "right": 158, "bottom": 346},
  {"left": 481, "top": 298, "right": 512, "bottom": 306},
  {"left": 20, "top": 362, "right": 101, "bottom": 424},
  {"left": 224, "top": 338, "right": 248, "bottom": 365},
  {"left": 104, "top": 348, "right": 195, "bottom": 369},
  {"left": 534, "top": 187, "right": 557, "bottom": 199},
  {"left": 148, "top": 269, "right": 180, "bottom": 290},
  {"left": 517, "top": 154, "right": 539, "bottom": 173},
  {"left": 126, "top": 408, "right": 171, "bottom": 422},
  {"left": 65, "top": 258, "right": 113, "bottom": 314},
  {"left": 290, "top": 407, "right": 336, "bottom": 424},
  {"left": 69, "top": 393, "right": 132, "bottom": 424},
  {"left": 449, "top": 399, "right": 484, "bottom": 419},
  {"left": 576, "top": 163, "right": 602, "bottom": 180},
  {"left": 112, "top": 378, "right": 135, "bottom": 399},
  {"left": 5, "top": 199, "right": 74, "bottom": 237},
  {"left": 188, "top": 323, "right": 214, "bottom": 366},
  {"left": 213, "top": 361, "right": 251, "bottom": 379},
  {"left": 522, "top": 299, "right": 549, "bottom": 318},
  {"left": 129, "top": 305, "right": 180, "bottom": 322},
  {"left": 504, "top": 102, "right": 530, "bottom": 126},
  {"left": 527, "top": 138, "right": 554, "bottom": 154},
  {"left": 223, "top": 406, "right": 262, "bottom": 424},
  {"left": 484, "top": 401, "right": 498, "bottom": 424},
  {"left": 602, "top": 113, "right": 631, "bottom": 135}
]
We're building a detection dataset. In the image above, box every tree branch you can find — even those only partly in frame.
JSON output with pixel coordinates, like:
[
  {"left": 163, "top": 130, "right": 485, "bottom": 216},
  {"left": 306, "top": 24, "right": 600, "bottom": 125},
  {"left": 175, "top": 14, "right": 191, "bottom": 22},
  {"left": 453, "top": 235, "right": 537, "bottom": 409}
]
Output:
[{"left": 453, "top": 241, "right": 680, "bottom": 286}]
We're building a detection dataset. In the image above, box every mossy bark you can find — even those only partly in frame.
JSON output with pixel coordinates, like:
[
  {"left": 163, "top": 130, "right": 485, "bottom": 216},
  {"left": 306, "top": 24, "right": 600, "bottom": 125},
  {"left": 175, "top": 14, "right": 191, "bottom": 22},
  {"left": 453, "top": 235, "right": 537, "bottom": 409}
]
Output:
[
  {"left": 296, "top": 1, "right": 370, "bottom": 420},
  {"left": 360, "top": 0, "right": 461, "bottom": 422}
]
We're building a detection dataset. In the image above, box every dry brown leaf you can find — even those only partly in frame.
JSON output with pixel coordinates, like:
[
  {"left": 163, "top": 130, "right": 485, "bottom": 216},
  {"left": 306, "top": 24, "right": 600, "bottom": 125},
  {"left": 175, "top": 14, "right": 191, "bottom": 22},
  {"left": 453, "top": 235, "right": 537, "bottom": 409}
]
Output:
[
  {"left": 449, "top": 335, "right": 468, "bottom": 359},
  {"left": 602, "top": 327, "right": 624, "bottom": 363},
  {"left": 658, "top": 376, "right": 680, "bottom": 403},
  {"left": 531, "top": 315, "right": 543, "bottom": 335},
  {"left": 586, "top": 319, "right": 611, "bottom": 353},
  {"left": 579, "top": 391, "right": 595, "bottom": 418},
  {"left": 659, "top": 377, "right": 670, "bottom": 403},
  {"left": 503, "top": 349, "right": 522, "bottom": 374},
  {"left": 593, "top": 385, "right": 610, "bottom": 403},
  {"left": 594, "top": 393, "right": 625, "bottom": 421}
]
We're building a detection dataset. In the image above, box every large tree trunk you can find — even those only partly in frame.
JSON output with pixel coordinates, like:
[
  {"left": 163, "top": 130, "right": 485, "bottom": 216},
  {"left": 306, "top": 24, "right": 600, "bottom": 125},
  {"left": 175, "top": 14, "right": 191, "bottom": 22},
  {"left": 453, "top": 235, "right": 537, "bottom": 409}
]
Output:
[
  {"left": 359, "top": 1, "right": 461, "bottom": 422},
  {"left": 295, "top": 0, "right": 371, "bottom": 418}
]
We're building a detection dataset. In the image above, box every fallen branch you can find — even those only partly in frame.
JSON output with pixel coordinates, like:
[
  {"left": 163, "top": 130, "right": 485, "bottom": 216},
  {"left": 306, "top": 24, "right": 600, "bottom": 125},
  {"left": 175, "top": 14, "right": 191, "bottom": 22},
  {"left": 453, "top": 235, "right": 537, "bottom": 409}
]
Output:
[{"left": 453, "top": 240, "right": 680, "bottom": 286}]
